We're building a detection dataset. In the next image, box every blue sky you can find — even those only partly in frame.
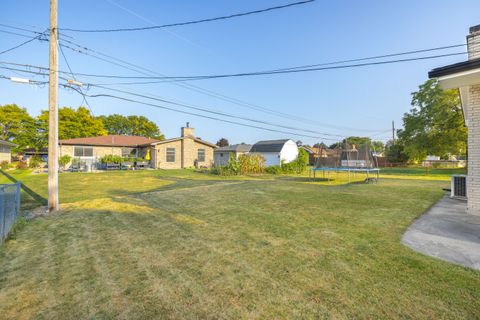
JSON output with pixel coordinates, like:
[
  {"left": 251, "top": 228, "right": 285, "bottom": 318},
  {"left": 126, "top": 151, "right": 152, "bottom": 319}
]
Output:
[{"left": 1, "top": 0, "right": 479, "bottom": 145}]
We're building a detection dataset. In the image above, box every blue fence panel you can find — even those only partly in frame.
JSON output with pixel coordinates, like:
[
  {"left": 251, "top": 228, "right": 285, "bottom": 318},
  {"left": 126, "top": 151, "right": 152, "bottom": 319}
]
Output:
[{"left": 0, "top": 182, "right": 21, "bottom": 242}]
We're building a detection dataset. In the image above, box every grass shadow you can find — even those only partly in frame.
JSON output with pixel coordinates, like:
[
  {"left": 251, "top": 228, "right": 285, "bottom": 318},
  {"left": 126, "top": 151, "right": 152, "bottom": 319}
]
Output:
[{"left": 0, "top": 170, "right": 47, "bottom": 206}]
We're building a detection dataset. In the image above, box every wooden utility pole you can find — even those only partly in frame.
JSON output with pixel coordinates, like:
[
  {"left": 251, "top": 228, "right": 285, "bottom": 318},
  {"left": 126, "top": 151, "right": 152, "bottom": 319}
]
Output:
[
  {"left": 392, "top": 120, "right": 396, "bottom": 144},
  {"left": 48, "top": 0, "right": 59, "bottom": 212}
]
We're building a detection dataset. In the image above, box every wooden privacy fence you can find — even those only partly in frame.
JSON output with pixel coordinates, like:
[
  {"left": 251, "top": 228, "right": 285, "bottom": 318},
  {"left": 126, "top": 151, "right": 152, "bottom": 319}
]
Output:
[{"left": 0, "top": 182, "right": 21, "bottom": 243}]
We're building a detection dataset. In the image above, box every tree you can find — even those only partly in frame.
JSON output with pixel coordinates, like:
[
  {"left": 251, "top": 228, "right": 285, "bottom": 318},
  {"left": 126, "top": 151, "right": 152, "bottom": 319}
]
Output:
[
  {"left": 313, "top": 142, "right": 327, "bottom": 149},
  {"left": 0, "top": 104, "right": 37, "bottom": 151},
  {"left": 296, "top": 140, "right": 303, "bottom": 146},
  {"left": 371, "top": 141, "right": 385, "bottom": 153},
  {"left": 128, "top": 115, "right": 164, "bottom": 139},
  {"left": 216, "top": 138, "right": 229, "bottom": 147},
  {"left": 385, "top": 141, "right": 409, "bottom": 163},
  {"left": 398, "top": 79, "right": 467, "bottom": 161},
  {"left": 98, "top": 114, "right": 131, "bottom": 135},
  {"left": 99, "top": 114, "right": 164, "bottom": 139},
  {"left": 38, "top": 106, "right": 107, "bottom": 140}
]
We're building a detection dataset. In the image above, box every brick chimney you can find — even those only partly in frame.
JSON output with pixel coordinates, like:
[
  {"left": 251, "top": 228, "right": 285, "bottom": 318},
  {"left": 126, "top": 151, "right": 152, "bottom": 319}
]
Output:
[
  {"left": 181, "top": 122, "right": 195, "bottom": 138},
  {"left": 467, "top": 25, "right": 480, "bottom": 60}
]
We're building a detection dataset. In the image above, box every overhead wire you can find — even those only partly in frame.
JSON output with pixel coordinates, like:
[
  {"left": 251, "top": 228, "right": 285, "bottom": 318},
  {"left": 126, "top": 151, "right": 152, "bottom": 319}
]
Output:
[
  {"left": 88, "top": 84, "right": 345, "bottom": 138},
  {"left": 54, "top": 38, "right": 385, "bottom": 132},
  {"left": 61, "top": 84, "right": 339, "bottom": 141},
  {"left": 0, "top": 31, "right": 48, "bottom": 55},
  {"left": 60, "top": 0, "right": 315, "bottom": 33},
  {"left": 58, "top": 35, "right": 95, "bottom": 115}
]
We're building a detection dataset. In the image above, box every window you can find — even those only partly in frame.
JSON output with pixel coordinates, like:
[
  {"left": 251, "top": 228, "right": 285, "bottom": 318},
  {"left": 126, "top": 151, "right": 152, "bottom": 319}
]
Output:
[
  {"left": 198, "top": 149, "right": 205, "bottom": 162},
  {"left": 166, "top": 148, "right": 175, "bottom": 162},
  {"left": 74, "top": 146, "right": 93, "bottom": 157},
  {"left": 121, "top": 148, "right": 137, "bottom": 158}
]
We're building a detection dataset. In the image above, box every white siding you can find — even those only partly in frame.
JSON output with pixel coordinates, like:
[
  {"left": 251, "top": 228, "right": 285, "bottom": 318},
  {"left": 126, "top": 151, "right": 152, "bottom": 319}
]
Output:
[
  {"left": 261, "top": 152, "right": 281, "bottom": 167},
  {"left": 214, "top": 151, "right": 232, "bottom": 166},
  {"left": 279, "top": 140, "right": 298, "bottom": 164}
]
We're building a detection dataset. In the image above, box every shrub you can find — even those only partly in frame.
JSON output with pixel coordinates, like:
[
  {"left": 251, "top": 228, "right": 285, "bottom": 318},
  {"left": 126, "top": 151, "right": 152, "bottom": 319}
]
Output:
[
  {"left": 28, "top": 156, "right": 41, "bottom": 168},
  {"left": 265, "top": 165, "right": 282, "bottom": 174},
  {"left": 0, "top": 160, "right": 10, "bottom": 170},
  {"left": 238, "top": 154, "right": 265, "bottom": 175},
  {"left": 59, "top": 155, "right": 72, "bottom": 169},
  {"left": 16, "top": 161, "right": 28, "bottom": 169},
  {"left": 212, "top": 153, "right": 265, "bottom": 176},
  {"left": 278, "top": 149, "right": 309, "bottom": 174},
  {"left": 100, "top": 154, "right": 123, "bottom": 164}
]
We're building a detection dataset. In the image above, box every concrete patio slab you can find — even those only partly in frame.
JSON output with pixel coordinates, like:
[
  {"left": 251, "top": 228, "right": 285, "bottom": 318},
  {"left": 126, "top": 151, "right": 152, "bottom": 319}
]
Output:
[{"left": 402, "top": 195, "right": 480, "bottom": 270}]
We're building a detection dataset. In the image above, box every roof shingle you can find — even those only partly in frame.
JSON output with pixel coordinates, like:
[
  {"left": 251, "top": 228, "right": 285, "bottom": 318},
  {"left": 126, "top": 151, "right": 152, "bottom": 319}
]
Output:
[{"left": 59, "top": 135, "right": 160, "bottom": 147}]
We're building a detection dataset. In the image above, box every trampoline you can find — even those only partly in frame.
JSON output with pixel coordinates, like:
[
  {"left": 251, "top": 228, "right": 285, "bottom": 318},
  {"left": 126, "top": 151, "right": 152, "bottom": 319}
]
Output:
[{"left": 310, "top": 142, "right": 380, "bottom": 183}]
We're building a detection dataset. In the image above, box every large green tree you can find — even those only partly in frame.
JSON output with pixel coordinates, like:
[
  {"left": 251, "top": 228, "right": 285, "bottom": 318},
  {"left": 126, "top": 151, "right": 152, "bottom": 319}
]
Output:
[
  {"left": 329, "top": 137, "right": 382, "bottom": 150},
  {"left": 398, "top": 79, "right": 467, "bottom": 161},
  {"left": 99, "top": 114, "right": 164, "bottom": 139},
  {"left": 38, "top": 106, "right": 107, "bottom": 140},
  {"left": 0, "top": 104, "right": 37, "bottom": 151}
]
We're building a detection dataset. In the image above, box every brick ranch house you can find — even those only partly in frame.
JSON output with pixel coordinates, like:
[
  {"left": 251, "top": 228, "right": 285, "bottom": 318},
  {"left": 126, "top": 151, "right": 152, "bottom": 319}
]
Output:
[
  {"left": 59, "top": 125, "right": 216, "bottom": 169},
  {"left": 429, "top": 24, "right": 480, "bottom": 215}
]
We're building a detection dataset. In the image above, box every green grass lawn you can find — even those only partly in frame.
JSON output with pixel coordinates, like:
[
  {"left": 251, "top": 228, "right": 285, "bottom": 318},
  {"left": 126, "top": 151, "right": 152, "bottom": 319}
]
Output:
[{"left": 0, "top": 169, "right": 479, "bottom": 319}]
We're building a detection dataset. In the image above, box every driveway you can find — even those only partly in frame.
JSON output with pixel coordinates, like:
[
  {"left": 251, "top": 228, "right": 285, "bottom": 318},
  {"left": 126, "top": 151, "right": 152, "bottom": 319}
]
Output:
[{"left": 402, "top": 195, "right": 480, "bottom": 270}]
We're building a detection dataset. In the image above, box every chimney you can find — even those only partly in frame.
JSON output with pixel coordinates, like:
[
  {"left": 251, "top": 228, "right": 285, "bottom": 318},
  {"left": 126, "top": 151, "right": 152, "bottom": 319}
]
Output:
[
  {"left": 181, "top": 122, "right": 195, "bottom": 138},
  {"left": 467, "top": 24, "right": 480, "bottom": 60}
]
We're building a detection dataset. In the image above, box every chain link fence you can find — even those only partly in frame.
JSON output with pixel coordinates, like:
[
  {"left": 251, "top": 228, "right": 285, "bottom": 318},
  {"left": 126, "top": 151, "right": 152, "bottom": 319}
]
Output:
[{"left": 0, "top": 183, "right": 21, "bottom": 242}]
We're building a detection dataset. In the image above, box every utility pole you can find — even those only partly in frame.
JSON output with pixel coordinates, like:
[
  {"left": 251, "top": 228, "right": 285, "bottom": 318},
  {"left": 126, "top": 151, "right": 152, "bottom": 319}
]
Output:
[
  {"left": 392, "top": 120, "right": 396, "bottom": 144},
  {"left": 48, "top": 0, "right": 59, "bottom": 212}
]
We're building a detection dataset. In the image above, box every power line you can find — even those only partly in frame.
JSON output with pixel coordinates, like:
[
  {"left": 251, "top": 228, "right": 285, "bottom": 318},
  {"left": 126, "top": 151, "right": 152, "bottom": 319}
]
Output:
[
  {"left": 58, "top": 36, "right": 94, "bottom": 115},
  {"left": 4, "top": 49, "right": 465, "bottom": 82},
  {"left": 88, "top": 84, "right": 345, "bottom": 138},
  {"left": 0, "top": 31, "right": 47, "bottom": 55},
  {"left": 60, "top": 0, "right": 315, "bottom": 33},
  {"left": 0, "top": 58, "right": 389, "bottom": 134},
  {"left": 62, "top": 84, "right": 340, "bottom": 141},
  {"left": 85, "top": 51, "right": 469, "bottom": 83},
  {"left": 262, "top": 44, "right": 466, "bottom": 72},
  {"left": 52, "top": 39, "right": 387, "bottom": 132}
]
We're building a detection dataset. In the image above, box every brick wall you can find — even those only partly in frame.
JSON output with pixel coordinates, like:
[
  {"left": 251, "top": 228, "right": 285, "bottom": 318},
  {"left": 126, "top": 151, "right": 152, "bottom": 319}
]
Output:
[
  {"left": 154, "top": 138, "right": 215, "bottom": 169},
  {"left": 467, "top": 84, "right": 480, "bottom": 215},
  {"left": 467, "top": 26, "right": 480, "bottom": 60},
  {"left": 59, "top": 145, "right": 124, "bottom": 168},
  {"left": 466, "top": 25, "right": 480, "bottom": 215},
  {"left": 154, "top": 140, "right": 183, "bottom": 169}
]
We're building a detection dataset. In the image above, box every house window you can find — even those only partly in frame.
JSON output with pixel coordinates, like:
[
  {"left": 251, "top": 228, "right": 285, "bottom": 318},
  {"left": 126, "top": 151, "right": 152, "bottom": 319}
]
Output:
[
  {"left": 166, "top": 148, "right": 175, "bottom": 162},
  {"left": 198, "top": 149, "right": 205, "bottom": 162},
  {"left": 74, "top": 146, "right": 93, "bottom": 157},
  {"left": 121, "top": 148, "right": 137, "bottom": 158}
]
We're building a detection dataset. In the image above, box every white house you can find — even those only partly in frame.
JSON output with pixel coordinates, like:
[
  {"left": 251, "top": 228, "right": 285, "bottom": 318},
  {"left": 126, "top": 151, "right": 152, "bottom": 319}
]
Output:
[
  {"left": 429, "top": 24, "right": 480, "bottom": 215},
  {"left": 0, "top": 140, "right": 15, "bottom": 164},
  {"left": 250, "top": 139, "right": 298, "bottom": 167},
  {"left": 214, "top": 143, "right": 252, "bottom": 166}
]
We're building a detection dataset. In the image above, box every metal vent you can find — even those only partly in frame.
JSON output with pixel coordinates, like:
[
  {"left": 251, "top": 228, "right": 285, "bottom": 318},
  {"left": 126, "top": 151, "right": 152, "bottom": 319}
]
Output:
[{"left": 451, "top": 175, "right": 467, "bottom": 198}]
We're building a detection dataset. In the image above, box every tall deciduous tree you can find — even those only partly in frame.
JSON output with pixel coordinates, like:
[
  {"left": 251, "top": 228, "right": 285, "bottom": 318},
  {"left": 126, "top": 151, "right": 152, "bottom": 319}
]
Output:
[
  {"left": 216, "top": 138, "right": 229, "bottom": 147},
  {"left": 0, "top": 104, "right": 37, "bottom": 151},
  {"left": 99, "top": 114, "right": 164, "bottom": 139},
  {"left": 38, "top": 106, "right": 107, "bottom": 140},
  {"left": 398, "top": 79, "right": 467, "bottom": 161}
]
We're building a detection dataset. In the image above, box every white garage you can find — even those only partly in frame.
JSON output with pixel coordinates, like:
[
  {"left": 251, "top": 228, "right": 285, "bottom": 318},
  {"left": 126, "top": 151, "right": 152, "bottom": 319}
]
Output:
[{"left": 250, "top": 139, "right": 298, "bottom": 167}]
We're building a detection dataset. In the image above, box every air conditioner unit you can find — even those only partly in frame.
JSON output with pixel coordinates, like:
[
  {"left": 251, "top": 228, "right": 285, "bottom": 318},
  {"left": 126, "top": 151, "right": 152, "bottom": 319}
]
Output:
[{"left": 451, "top": 175, "right": 467, "bottom": 198}]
